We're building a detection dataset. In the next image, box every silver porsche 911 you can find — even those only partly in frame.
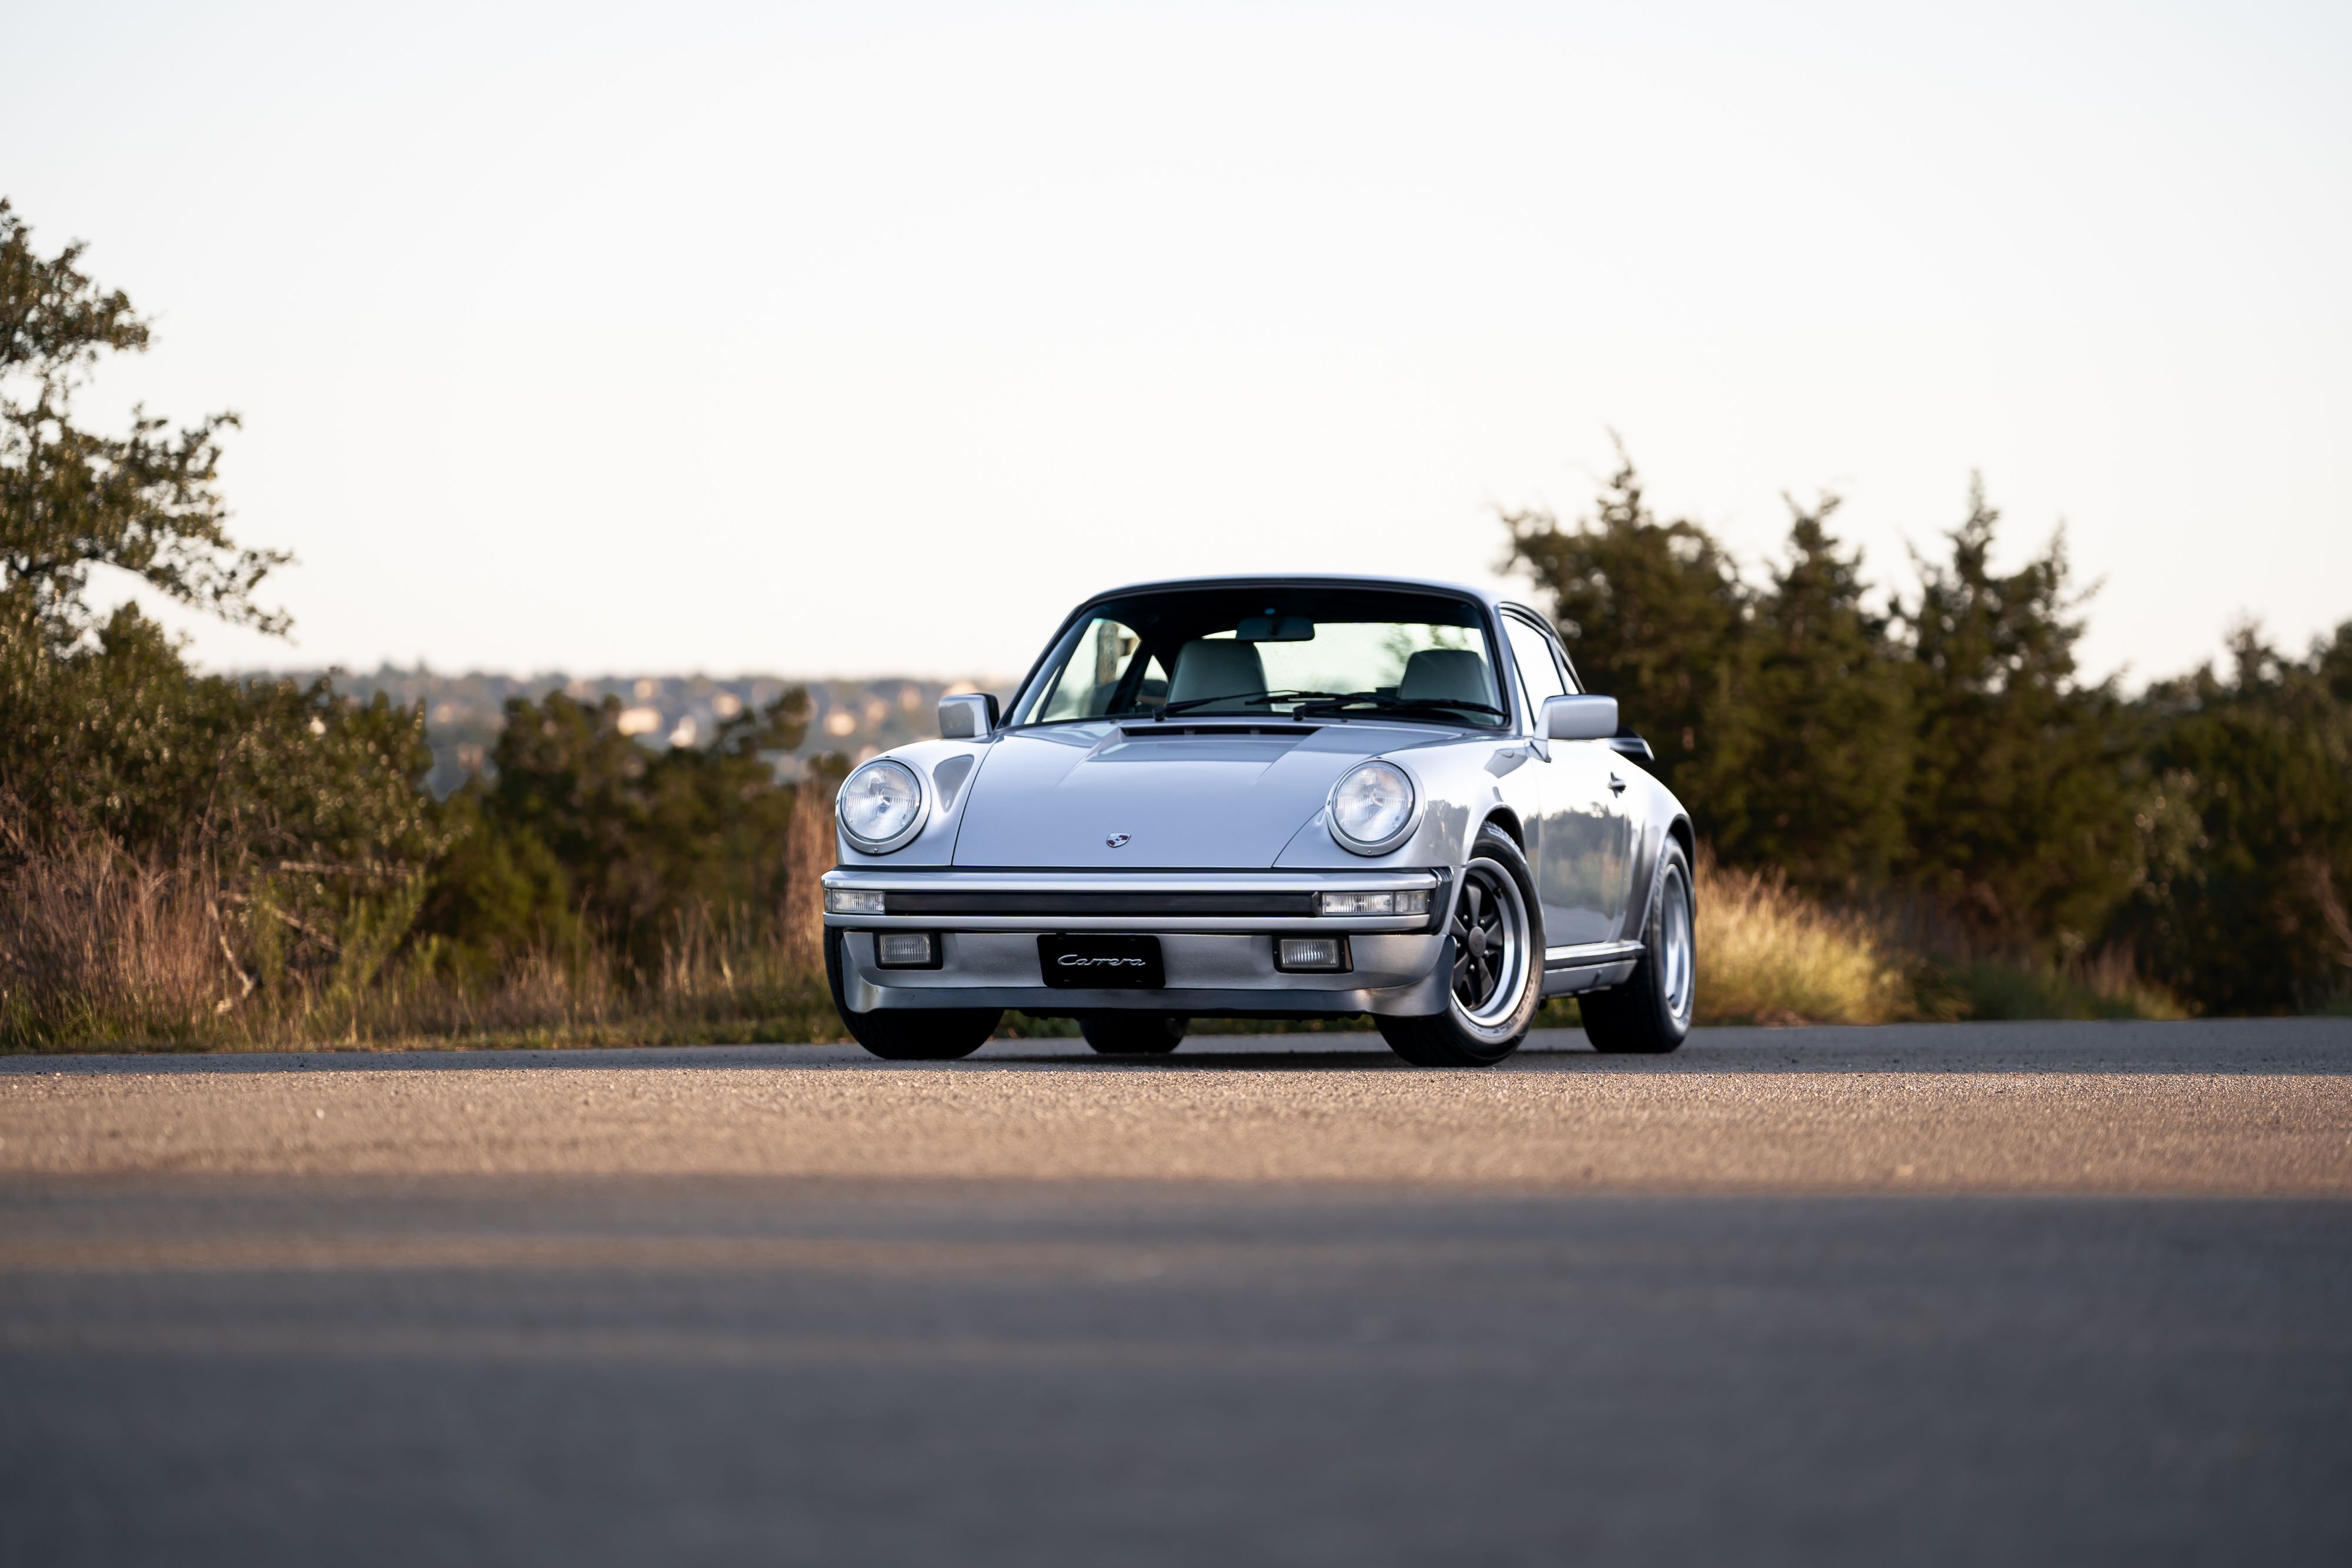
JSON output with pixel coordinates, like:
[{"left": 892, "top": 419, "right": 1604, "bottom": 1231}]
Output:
[{"left": 821, "top": 576, "right": 1696, "bottom": 1066}]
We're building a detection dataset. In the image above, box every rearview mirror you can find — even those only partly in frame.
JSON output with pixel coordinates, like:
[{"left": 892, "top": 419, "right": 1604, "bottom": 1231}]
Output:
[
  {"left": 1235, "top": 613, "right": 1315, "bottom": 642},
  {"left": 1541, "top": 694, "right": 1618, "bottom": 743},
  {"left": 937, "top": 692, "right": 1000, "bottom": 740}
]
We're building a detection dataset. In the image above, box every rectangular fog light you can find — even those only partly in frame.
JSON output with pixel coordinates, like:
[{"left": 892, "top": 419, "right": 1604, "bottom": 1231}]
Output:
[
  {"left": 1276, "top": 937, "right": 1350, "bottom": 973},
  {"left": 875, "top": 932, "right": 938, "bottom": 968},
  {"left": 1315, "top": 890, "right": 1431, "bottom": 917},
  {"left": 826, "top": 887, "right": 885, "bottom": 915}
]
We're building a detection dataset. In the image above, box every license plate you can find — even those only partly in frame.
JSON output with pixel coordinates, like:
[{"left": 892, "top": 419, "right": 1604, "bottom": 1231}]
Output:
[{"left": 1037, "top": 934, "right": 1165, "bottom": 989}]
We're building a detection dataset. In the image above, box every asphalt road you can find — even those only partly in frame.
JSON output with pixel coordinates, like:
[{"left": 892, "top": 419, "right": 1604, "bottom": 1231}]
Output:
[{"left": 3, "top": 1019, "right": 2348, "bottom": 1566}]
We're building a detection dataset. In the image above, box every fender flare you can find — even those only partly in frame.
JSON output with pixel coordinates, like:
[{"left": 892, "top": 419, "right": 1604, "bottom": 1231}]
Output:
[{"left": 1623, "top": 813, "right": 1695, "bottom": 943}]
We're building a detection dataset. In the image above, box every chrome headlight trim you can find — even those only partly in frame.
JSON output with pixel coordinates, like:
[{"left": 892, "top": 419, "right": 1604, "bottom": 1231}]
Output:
[
  {"left": 1325, "top": 760, "right": 1422, "bottom": 857},
  {"left": 836, "top": 758, "right": 928, "bottom": 854}
]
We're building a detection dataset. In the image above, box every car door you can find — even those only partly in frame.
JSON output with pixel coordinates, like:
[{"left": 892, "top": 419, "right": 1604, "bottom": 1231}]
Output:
[{"left": 1504, "top": 612, "right": 1632, "bottom": 948}]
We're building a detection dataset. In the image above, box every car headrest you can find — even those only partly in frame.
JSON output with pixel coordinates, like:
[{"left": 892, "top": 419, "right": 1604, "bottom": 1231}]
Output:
[
  {"left": 1165, "top": 639, "right": 1268, "bottom": 706},
  {"left": 1396, "top": 648, "right": 1492, "bottom": 706}
]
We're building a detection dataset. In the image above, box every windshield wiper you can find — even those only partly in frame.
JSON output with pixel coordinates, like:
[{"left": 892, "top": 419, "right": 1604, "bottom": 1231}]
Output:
[
  {"left": 1292, "top": 692, "right": 1508, "bottom": 721},
  {"left": 1151, "top": 689, "right": 1347, "bottom": 720}
]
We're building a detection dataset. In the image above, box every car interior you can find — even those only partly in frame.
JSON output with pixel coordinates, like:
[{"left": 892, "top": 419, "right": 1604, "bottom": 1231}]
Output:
[{"left": 1024, "top": 587, "right": 1506, "bottom": 725}]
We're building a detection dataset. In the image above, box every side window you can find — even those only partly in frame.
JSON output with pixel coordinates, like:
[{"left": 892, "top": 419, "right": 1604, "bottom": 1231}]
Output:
[
  {"left": 1036, "top": 618, "right": 1144, "bottom": 721},
  {"left": 1130, "top": 652, "right": 1172, "bottom": 710},
  {"left": 1505, "top": 616, "right": 1568, "bottom": 726}
]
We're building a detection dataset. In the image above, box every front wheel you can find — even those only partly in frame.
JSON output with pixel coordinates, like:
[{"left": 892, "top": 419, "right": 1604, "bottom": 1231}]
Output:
[
  {"left": 824, "top": 928, "right": 1001, "bottom": 1060},
  {"left": 1580, "top": 839, "right": 1696, "bottom": 1055},
  {"left": 1375, "top": 824, "right": 1544, "bottom": 1068}
]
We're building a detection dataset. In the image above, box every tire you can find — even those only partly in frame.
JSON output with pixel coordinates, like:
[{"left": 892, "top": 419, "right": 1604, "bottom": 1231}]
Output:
[
  {"left": 1079, "top": 1014, "right": 1188, "bottom": 1054},
  {"left": 1581, "top": 838, "right": 1696, "bottom": 1055},
  {"left": 824, "top": 927, "right": 1001, "bottom": 1061},
  {"left": 1375, "top": 824, "right": 1544, "bottom": 1068}
]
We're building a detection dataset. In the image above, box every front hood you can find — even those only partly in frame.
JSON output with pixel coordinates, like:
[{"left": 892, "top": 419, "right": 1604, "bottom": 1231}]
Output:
[{"left": 952, "top": 723, "right": 1418, "bottom": 868}]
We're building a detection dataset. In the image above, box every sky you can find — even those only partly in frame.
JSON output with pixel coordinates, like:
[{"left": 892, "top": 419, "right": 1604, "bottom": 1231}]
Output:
[{"left": 6, "top": 0, "right": 2348, "bottom": 686}]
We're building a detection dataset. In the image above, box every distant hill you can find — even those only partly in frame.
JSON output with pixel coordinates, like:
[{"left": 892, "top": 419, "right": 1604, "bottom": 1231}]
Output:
[{"left": 245, "top": 667, "right": 1007, "bottom": 797}]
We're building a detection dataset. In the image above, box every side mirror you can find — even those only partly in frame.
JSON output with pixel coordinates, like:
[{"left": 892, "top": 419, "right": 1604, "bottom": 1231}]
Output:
[
  {"left": 1541, "top": 694, "right": 1619, "bottom": 743},
  {"left": 937, "top": 692, "right": 1000, "bottom": 740}
]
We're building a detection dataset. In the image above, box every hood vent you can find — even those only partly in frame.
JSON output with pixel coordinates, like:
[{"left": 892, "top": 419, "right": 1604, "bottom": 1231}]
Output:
[{"left": 1118, "top": 723, "right": 1322, "bottom": 738}]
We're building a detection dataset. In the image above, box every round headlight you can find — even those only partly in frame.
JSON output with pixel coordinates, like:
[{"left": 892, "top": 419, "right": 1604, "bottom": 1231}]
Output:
[
  {"left": 837, "top": 760, "right": 926, "bottom": 852},
  {"left": 1328, "top": 761, "right": 1418, "bottom": 854}
]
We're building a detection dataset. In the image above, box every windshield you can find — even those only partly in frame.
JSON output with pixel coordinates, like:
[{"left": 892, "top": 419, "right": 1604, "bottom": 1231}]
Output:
[{"left": 1010, "top": 586, "right": 1506, "bottom": 729}]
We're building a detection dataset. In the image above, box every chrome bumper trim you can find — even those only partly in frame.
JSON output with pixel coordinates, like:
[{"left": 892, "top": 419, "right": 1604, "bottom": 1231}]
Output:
[{"left": 823, "top": 868, "right": 1446, "bottom": 935}]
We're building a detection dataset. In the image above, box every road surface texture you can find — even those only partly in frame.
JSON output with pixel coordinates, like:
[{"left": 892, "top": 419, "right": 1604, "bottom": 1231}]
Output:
[{"left": 3, "top": 1019, "right": 2348, "bottom": 1567}]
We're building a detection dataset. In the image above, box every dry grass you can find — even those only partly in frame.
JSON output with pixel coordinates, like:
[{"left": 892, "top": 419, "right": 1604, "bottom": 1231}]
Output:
[
  {"left": 1692, "top": 849, "right": 2184, "bottom": 1025},
  {"left": 1693, "top": 850, "right": 1918, "bottom": 1025},
  {"left": 0, "top": 840, "right": 234, "bottom": 1049},
  {"left": 0, "top": 840, "right": 848, "bottom": 1055}
]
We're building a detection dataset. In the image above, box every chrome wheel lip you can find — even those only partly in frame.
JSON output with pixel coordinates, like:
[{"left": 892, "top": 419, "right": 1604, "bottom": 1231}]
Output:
[
  {"left": 1448, "top": 857, "right": 1532, "bottom": 1038},
  {"left": 1659, "top": 862, "right": 1695, "bottom": 1025}
]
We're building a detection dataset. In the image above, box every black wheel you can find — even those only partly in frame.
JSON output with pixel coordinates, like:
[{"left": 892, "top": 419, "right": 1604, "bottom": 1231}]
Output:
[
  {"left": 1079, "top": 1014, "right": 1188, "bottom": 1054},
  {"left": 824, "top": 928, "right": 1001, "bottom": 1060},
  {"left": 1375, "top": 824, "right": 1544, "bottom": 1068},
  {"left": 1581, "top": 838, "right": 1696, "bottom": 1055}
]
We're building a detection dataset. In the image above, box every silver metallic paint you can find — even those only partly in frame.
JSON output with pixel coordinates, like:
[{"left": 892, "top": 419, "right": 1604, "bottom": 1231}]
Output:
[{"left": 828, "top": 574, "right": 1693, "bottom": 1019}]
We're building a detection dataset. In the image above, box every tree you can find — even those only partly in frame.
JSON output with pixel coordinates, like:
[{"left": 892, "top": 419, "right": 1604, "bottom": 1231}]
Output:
[
  {"left": 1898, "top": 477, "right": 2137, "bottom": 949},
  {"left": 5, "top": 603, "right": 435, "bottom": 864},
  {"left": 2125, "top": 623, "right": 2352, "bottom": 1012},
  {"left": 1, "top": 198, "right": 284, "bottom": 657},
  {"left": 421, "top": 688, "right": 814, "bottom": 975},
  {"left": 1, "top": 198, "right": 436, "bottom": 1005},
  {"left": 1499, "top": 440, "right": 1754, "bottom": 817},
  {"left": 1732, "top": 493, "right": 1910, "bottom": 895}
]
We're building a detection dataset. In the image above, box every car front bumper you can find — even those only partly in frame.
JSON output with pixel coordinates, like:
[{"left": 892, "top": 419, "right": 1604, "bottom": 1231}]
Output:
[{"left": 821, "top": 868, "right": 1454, "bottom": 1017}]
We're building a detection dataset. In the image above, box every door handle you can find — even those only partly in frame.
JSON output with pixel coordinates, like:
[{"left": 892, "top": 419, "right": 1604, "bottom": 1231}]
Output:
[{"left": 1608, "top": 773, "right": 1626, "bottom": 795}]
